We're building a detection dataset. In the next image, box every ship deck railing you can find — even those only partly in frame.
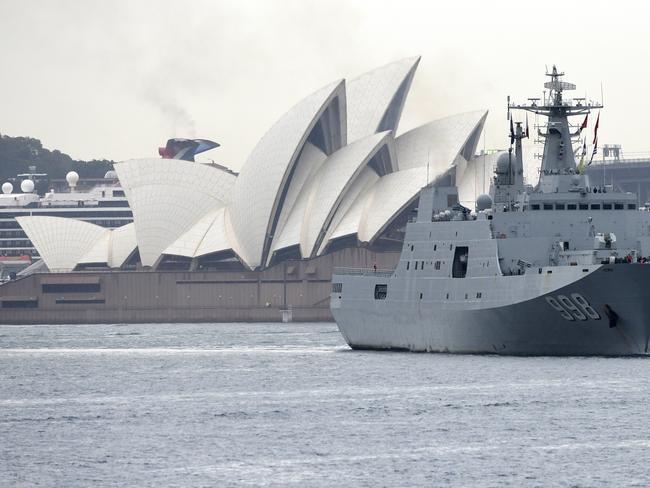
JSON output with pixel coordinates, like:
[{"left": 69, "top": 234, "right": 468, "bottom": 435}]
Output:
[{"left": 333, "top": 267, "right": 394, "bottom": 278}]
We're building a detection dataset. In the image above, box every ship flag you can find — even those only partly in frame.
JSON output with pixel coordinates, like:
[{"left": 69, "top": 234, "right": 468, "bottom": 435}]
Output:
[
  {"left": 577, "top": 138, "right": 587, "bottom": 173},
  {"left": 579, "top": 114, "right": 588, "bottom": 133},
  {"left": 588, "top": 112, "right": 600, "bottom": 165},
  {"left": 510, "top": 117, "right": 515, "bottom": 144},
  {"left": 592, "top": 111, "right": 600, "bottom": 144},
  {"left": 589, "top": 137, "right": 598, "bottom": 165}
]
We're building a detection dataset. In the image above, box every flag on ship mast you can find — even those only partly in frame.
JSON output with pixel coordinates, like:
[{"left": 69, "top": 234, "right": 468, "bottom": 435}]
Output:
[
  {"left": 577, "top": 138, "right": 587, "bottom": 173},
  {"left": 588, "top": 111, "right": 600, "bottom": 165},
  {"left": 579, "top": 114, "right": 588, "bottom": 133},
  {"left": 510, "top": 117, "right": 515, "bottom": 145}
]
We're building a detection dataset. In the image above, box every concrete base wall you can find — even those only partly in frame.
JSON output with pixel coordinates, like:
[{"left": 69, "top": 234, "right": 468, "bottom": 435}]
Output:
[{"left": 0, "top": 248, "right": 400, "bottom": 324}]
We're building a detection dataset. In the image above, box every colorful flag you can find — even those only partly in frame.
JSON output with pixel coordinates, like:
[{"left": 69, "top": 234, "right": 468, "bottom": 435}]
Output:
[
  {"left": 589, "top": 136, "right": 598, "bottom": 165},
  {"left": 577, "top": 138, "right": 587, "bottom": 173},
  {"left": 588, "top": 111, "right": 600, "bottom": 165},
  {"left": 579, "top": 114, "right": 588, "bottom": 132}
]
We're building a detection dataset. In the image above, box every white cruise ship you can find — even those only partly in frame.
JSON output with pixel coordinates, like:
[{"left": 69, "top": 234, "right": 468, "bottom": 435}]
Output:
[{"left": 0, "top": 171, "right": 132, "bottom": 279}]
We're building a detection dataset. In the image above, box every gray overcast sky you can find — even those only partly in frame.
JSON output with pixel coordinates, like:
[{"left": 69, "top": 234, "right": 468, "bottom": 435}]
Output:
[{"left": 1, "top": 0, "right": 649, "bottom": 171}]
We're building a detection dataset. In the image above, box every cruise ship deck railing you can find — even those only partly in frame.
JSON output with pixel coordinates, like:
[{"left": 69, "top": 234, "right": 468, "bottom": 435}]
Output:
[{"left": 333, "top": 267, "right": 394, "bottom": 278}]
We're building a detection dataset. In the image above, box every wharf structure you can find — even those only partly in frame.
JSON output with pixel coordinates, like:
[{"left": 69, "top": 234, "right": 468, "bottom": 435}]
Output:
[{"left": 0, "top": 57, "right": 499, "bottom": 324}]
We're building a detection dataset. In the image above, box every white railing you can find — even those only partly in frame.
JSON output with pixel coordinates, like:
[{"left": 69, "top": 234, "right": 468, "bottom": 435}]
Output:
[{"left": 333, "top": 267, "right": 394, "bottom": 278}]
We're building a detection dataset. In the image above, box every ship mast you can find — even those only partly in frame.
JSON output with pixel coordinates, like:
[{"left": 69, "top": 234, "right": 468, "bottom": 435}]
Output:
[{"left": 508, "top": 65, "right": 602, "bottom": 179}]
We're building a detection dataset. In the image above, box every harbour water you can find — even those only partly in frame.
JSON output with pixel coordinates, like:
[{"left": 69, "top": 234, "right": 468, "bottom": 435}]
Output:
[{"left": 1, "top": 322, "right": 649, "bottom": 487}]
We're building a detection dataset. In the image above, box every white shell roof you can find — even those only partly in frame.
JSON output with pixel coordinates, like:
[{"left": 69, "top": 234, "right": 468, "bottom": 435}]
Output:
[
  {"left": 78, "top": 222, "right": 137, "bottom": 268},
  {"left": 109, "top": 223, "right": 137, "bottom": 267},
  {"left": 24, "top": 58, "right": 495, "bottom": 273},
  {"left": 162, "top": 209, "right": 222, "bottom": 258},
  {"left": 115, "top": 158, "right": 236, "bottom": 266},
  {"left": 456, "top": 151, "right": 504, "bottom": 208},
  {"left": 270, "top": 142, "right": 327, "bottom": 252},
  {"left": 17, "top": 216, "right": 109, "bottom": 272},
  {"left": 162, "top": 207, "right": 232, "bottom": 258},
  {"left": 357, "top": 167, "right": 428, "bottom": 243},
  {"left": 78, "top": 232, "right": 110, "bottom": 265},
  {"left": 301, "top": 131, "right": 394, "bottom": 258},
  {"left": 317, "top": 166, "right": 379, "bottom": 254},
  {"left": 396, "top": 110, "right": 488, "bottom": 177},
  {"left": 228, "top": 80, "right": 346, "bottom": 269},
  {"left": 195, "top": 207, "right": 232, "bottom": 257},
  {"left": 347, "top": 57, "right": 420, "bottom": 143}
]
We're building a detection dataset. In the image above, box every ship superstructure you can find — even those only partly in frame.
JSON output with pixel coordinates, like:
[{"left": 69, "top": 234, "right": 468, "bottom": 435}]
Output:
[
  {"left": 0, "top": 171, "right": 132, "bottom": 279},
  {"left": 331, "top": 67, "right": 650, "bottom": 355}
]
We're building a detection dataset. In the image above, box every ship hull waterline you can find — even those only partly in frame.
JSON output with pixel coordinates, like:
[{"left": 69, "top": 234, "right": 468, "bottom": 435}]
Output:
[{"left": 332, "top": 265, "right": 650, "bottom": 356}]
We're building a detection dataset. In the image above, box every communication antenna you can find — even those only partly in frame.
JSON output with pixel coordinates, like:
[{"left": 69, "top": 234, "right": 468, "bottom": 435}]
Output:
[
  {"left": 507, "top": 95, "right": 510, "bottom": 120},
  {"left": 427, "top": 148, "right": 430, "bottom": 184},
  {"left": 600, "top": 82, "right": 604, "bottom": 106}
]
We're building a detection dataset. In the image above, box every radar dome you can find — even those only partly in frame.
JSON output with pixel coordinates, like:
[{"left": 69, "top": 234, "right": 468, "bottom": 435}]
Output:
[
  {"left": 2, "top": 182, "right": 12, "bottom": 194},
  {"left": 66, "top": 171, "right": 79, "bottom": 189},
  {"left": 20, "top": 179, "right": 35, "bottom": 193},
  {"left": 571, "top": 174, "right": 580, "bottom": 186},
  {"left": 476, "top": 194, "right": 493, "bottom": 211},
  {"left": 104, "top": 170, "right": 118, "bottom": 179},
  {"left": 496, "top": 153, "right": 510, "bottom": 173}
]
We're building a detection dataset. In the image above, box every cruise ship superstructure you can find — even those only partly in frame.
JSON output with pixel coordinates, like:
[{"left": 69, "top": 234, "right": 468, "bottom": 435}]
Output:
[{"left": 0, "top": 171, "right": 132, "bottom": 279}]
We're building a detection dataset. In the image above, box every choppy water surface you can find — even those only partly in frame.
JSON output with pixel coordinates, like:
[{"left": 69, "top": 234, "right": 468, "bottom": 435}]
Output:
[{"left": 1, "top": 322, "right": 649, "bottom": 487}]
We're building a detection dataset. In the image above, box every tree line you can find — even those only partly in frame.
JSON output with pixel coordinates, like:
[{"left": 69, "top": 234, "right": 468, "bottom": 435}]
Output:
[{"left": 0, "top": 134, "right": 114, "bottom": 187}]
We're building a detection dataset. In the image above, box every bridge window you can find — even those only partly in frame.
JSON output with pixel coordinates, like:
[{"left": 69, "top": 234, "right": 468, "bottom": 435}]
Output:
[
  {"left": 579, "top": 204, "right": 588, "bottom": 210},
  {"left": 332, "top": 283, "right": 342, "bottom": 293},
  {"left": 628, "top": 204, "right": 637, "bottom": 210},
  {"left": 591, "top": 204, "right": 601, "bottom": 210},
  {"left": 374, "top": 284, "right": 388, "bottom": 300},
  {"left": 603, "top": 203, "right": 612, "bottom": 210},
  {"left": 434, "top": 261, "right": 441, "bottom": 270},
  {"left": 614, "top": 203, "right": 624, "bottom": 210},
  {"left": 406, "top": 261, "right": 410, "bottom": 270},
  {"left": 567, "top": 204, "right": 577, "bottom": 210},
  {"left": 556, "top": 203, "right": 565, "bottom": 210},
  {"left": 543, "top": 204, "right": 553, "bottom": 210},
  {"left": 531, "top": 204, "right": 540, "bottom": 210},
  {"left": 452, "top": 246, "right": 469, "bottom": 278}
]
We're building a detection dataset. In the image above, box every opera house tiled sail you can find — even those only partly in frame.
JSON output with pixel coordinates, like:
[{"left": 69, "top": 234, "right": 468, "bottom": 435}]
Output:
[{"left": 18, "top": 57, "right": 493, "bottom": 272}]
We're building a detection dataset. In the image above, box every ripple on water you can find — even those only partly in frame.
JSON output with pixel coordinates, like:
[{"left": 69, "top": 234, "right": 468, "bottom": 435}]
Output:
[{"left": 1, "top": 322, "right": 649, "bottom": 487}]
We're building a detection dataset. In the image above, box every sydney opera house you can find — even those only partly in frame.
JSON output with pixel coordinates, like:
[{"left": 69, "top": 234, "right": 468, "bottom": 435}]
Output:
[{"left": 1, "top": 57, "right": 499, "bottom": 323}]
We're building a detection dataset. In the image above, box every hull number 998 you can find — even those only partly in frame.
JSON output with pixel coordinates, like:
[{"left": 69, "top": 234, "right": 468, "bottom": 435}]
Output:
[{"left": 545, "top": 293, "right": 601, "bottom": 321}]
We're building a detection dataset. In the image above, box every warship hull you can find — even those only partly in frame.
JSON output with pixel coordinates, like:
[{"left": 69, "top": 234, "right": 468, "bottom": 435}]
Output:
[{"left": 332, "top": 264, "right": 650, "bottom": 356}]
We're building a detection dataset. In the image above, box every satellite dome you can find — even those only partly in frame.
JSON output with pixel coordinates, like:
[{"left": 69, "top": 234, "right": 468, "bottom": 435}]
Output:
[
  {"left": 66, "top": 171, "right": 79, "bottom": 189},
  {"left": 496, "top": 152, "right": 510, "bottom": 173},
  {"left": 2, "top": 182, "right": 13, "bottom": 194},
  {"left": 476, "top": 193, "right": 493, "bottom": 211},
  {"left": 104, "top": 170, "right": 118, "bottom": 179},
  {"left": 20, "top": 179, "right": 35, "bottom": 193}
]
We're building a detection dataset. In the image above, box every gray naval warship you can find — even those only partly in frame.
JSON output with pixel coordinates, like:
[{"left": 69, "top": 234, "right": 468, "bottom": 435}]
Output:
[{"left": 331, "top": 66, "right": 650, "bottom": 356}]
